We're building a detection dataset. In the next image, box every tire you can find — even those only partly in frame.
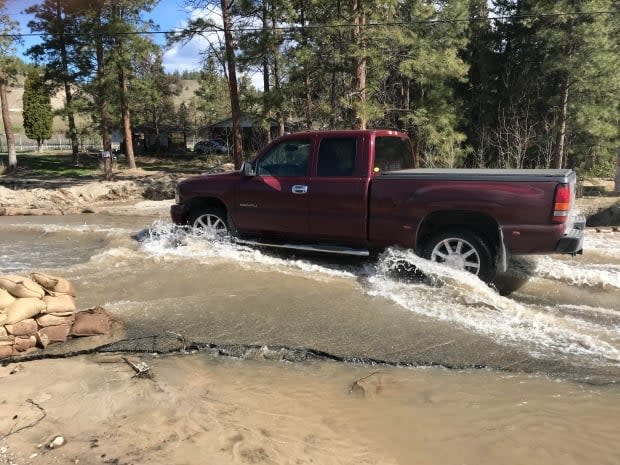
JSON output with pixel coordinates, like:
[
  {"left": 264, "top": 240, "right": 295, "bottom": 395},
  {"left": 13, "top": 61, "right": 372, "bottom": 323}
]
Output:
[
  {"left": 187, "top": 207, "right": 229, "bottom": 236},
  {"left": 422, "top": 229, "right": 496, "bottom": 282}
]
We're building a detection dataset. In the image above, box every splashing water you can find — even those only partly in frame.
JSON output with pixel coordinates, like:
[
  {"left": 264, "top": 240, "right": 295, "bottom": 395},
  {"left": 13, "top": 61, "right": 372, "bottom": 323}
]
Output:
[{"left": 135, "top": 222, "right": 620, "bottom": 367}]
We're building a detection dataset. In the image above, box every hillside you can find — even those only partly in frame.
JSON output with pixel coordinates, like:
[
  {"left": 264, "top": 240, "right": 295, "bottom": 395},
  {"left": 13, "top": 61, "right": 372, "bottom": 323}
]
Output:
[{"left": 0, "top": 78, "right": 200, "bottom": 137}]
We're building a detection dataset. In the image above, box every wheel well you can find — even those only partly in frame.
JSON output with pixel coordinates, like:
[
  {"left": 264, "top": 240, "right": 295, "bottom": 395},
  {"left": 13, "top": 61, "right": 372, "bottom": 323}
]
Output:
[
  {"left": 184, "top": 197, "right": 227, "bottom": 221},
  {"left": 416, "top": 211, "right": 500, "bottom": 254}
]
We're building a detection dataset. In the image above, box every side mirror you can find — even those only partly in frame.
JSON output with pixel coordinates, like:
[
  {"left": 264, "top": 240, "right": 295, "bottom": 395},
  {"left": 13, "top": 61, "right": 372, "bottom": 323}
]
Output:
[{"left": 241, "top": 161, "right": 255, "bottom": 177}]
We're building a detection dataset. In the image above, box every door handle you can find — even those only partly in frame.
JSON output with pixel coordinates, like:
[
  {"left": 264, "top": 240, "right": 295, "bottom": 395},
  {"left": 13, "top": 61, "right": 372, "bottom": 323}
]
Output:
[{"left": 292, "top": 185, "right": 308, "bottom": 194}]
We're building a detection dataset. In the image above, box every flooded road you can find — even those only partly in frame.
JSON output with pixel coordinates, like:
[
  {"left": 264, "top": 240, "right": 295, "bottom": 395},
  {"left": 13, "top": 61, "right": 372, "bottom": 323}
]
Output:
[
  {"left": 0, "top": 212, "right": 619, "bottom": 382},
  {"left": 1, "top": 210, "right": 619, "bottom": 463}
]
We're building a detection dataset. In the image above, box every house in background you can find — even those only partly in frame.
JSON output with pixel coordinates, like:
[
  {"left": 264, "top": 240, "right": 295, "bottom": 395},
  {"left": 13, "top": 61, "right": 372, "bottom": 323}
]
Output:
[
  {"left": 206, "top": 113, "right": 281, "bottom": 156},
  {"left": 131, "top": 124, "right": 188, "bottom": 155}
]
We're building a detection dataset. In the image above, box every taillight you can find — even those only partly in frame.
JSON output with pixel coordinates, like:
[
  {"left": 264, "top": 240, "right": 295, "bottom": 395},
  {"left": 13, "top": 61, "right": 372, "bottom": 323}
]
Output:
[{"left": 552, "top": 183, "right": 571, "bottom": 223}]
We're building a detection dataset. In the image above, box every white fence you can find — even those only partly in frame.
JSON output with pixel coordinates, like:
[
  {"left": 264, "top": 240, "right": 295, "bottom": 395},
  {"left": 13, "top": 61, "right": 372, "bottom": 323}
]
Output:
[{"left": 0, "top": 133, "right": 102, "bottom": 153}]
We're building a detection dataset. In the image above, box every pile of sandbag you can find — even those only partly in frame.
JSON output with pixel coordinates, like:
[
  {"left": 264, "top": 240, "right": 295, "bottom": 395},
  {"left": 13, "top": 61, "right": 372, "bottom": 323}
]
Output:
[{"left": 0, "top": 273, "right": 113, "bottom": 359}]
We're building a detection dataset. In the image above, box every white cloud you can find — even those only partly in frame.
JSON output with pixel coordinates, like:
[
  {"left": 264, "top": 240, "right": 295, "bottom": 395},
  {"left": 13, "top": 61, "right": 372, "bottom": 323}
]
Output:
[
  {"left": 162, "top": 7, "right": 224, "bottom": 73},
  {"left": 162, "top": 6, "right": 264, "bottom": 91}
]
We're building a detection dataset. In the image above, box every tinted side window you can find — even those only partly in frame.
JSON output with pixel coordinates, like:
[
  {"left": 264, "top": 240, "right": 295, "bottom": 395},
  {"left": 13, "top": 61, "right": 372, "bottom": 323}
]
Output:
[
  {"left": 374, "top": 137, "right": 413, "bottom": 172},
  {"left": 317, "top": 138, "right": 357, "bottom": 177},
  {"left": 256, "top": 140, "right": 311, "bottom": 176}
]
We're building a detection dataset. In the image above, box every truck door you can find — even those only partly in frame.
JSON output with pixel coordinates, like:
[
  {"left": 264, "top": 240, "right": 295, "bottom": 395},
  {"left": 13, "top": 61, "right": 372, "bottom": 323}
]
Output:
[
  {"left": 307, "top": 136, "right": 369, "bottom": 243},
  {"left": 234, "top": 138, "right": 311, "bottom": 237}
]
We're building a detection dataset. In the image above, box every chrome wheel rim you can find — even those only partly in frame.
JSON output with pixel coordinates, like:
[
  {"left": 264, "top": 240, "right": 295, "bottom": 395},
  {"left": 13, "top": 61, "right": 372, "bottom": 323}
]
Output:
[
  {"left": 430, "top": 238, "right": 481, "bottom": 274},
  {"left": 193, "top": 214, "right": 227, "bottom": 233}
]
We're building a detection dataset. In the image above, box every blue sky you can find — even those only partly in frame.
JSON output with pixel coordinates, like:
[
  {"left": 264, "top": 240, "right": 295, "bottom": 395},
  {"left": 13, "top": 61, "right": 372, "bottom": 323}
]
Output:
[{"left": 5, "top": 0, "right": 206, "bottom": 72}]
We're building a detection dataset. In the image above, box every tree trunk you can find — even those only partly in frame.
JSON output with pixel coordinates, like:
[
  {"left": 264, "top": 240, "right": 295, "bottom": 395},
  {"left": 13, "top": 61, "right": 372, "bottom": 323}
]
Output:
[
  {"left": 0, "top": 70, "right": 16, "bottom": 171},
  {"left": 304, "top": 73, "right": 312, "bottom": 130},
  {"left": 221, "top": 0, "right": 244, "bottom": 169},
  {"left": 96, "top": 47, "right": 110, "bottom": 152},
  {"left": 56, "top": 0, "right": 79, "bottom": 165},
  {"left": 300, "top": 0, "right": 312, "bottom": 130},
  {"left": 95, "top": 16, "right": 112, "bottom": 180},
  {"left": 119, "top": 63, "right": 136, "bottom": 168},
  {"left": 330, "top": 69, "right": 337, "bottom": 127},
  {"left": 615, "top": 155, "right": 620, "bottom": 193},
  {"left": 554, "top": 75, "right": 569, "bottom": 169},
  {"left": 271, "top": 12, "right": 284, "bottom": 136},
  {"left": 351, "top": 0, "right": 367, "bottom": 130},
  {"left": 262, "top": 2, "right": 271, "bottom": 143},
  {"left": 111, "top": 0, "right": 135, "bottom": 170},
  {"left": 65, "top": 90, "right": 79, "bottom": 163}
]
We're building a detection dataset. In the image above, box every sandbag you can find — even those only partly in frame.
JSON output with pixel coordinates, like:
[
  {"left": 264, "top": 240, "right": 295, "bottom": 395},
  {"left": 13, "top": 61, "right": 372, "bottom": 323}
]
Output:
[
  {"left": 0, "top": 288, "right": 15, "bottom": 309},
  {"left": 0, "top": 335, "right": 14, "bottom": 346},
  {"left": 30, "top": 272, "right": 76, "bottom": 296},
  {"left": 71, "top": 307, "right": 111, "bottom": 336},
  {"left": 0, "top": 312, "right": 6, "bottom": 325},
  {"left": 36, "top": 312, "right": 75, "bottom": 328},
  {"left": 38, "top": 324, "right": 71, "bottom": 343},
  {"left": 0, "top": 345, "right": 12, "bottom": 359},
  {"left": 13, "top": 335, "right": 37, "bottom": 352},
  {"left": 4, "top": 298, "right": 47, "bottom": 325},
  {"left": 42, "top": 295, "right": 76, "bottom": 313},
  {"left": 0, "top": 326, "right": 7, "bottom": 337},
  {"left": 4, "top": 318, "right": 38, "bottom": 336},
  {"left": 0, "top": 275, "right": 45, "bottom": 299}
]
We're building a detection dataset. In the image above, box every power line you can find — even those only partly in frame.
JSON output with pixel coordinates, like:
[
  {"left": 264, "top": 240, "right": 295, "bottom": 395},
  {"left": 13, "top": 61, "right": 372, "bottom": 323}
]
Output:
[{"left": 3, "top": 9, "right": 619, "bottom": 39}]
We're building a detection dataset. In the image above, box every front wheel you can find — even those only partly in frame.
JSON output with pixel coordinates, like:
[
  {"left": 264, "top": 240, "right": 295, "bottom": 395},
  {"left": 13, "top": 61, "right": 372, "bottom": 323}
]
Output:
[
  {"left": 187, "top": 207, "right": 230, "bottom": 236},
  {"left": 422, "top": 230, "right": 495, "bottom": 282}
]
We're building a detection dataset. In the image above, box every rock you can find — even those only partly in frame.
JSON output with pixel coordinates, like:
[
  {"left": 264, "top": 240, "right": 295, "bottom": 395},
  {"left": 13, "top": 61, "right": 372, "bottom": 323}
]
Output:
[
  {"left": 586, "top": 201, "right": 620, "bottom": 227},
  {"left": 350, "top": 372, "right": 391, "bottom": 398},
  {"left": 48, "top": 436, "right": 66, "bottom": 449},
  {"left": 0, "top": 207, "right": 65, "bottom": 216}
]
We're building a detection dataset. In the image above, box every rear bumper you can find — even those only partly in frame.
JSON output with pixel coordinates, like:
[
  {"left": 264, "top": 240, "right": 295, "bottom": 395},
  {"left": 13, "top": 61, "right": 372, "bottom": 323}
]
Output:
[
  {"left": 555, "top": 215, "right": 585, "bottom": 254},
  {"left": 170, "top": 204, "right": 186, "bottom": 225}
]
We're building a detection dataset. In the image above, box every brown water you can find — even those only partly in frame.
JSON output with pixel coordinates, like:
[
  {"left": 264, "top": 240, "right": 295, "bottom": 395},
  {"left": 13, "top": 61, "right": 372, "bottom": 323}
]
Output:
[{"left": 1, "top": 211, "right": 619, "bottom": 463}]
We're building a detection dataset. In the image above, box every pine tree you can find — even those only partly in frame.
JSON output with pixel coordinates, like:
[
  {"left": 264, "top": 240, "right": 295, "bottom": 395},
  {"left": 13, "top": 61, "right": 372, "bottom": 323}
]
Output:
[
  {"left": 378, "top": 0, "right": 470, "bottom": 167},
  {"left": 489, "top": 1, "right": 620, "bottom": 172},
  {"left": 22, "top": 69, "right": 53, "bottom": 151},
  {"left": 237, "top": 0, "right": 284, "bottom": 134},
  {"left": 26, "top": 0, "right": 89, "bottom": 165},
  {"left": 131, "top": 49, "right": 179, "bottom": 134},
  {"left": 463, "top": 0, "right": 497, "bottom": 167},
  {"left": 107, "top": 0, "right": 158, "bottom": 169},
  {"left": 178, "top": 102, "right": 191, "bottom": 131},
  {"left": 194, "top": 59, "right": 231, "bottom": 125},
  {"left": 173, "top": 0, "right": 244, "bottom": 168}
]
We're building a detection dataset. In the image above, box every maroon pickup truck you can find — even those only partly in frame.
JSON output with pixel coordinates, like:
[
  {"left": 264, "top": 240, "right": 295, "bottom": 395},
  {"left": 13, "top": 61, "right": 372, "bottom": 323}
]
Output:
[{"left": 171, "top": 130, "right": 585, "bottom": 282}]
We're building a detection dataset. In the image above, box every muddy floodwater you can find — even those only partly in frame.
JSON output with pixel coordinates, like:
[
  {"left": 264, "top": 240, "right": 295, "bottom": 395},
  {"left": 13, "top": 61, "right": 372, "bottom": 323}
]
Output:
[{"left": 1, "top": 210, "right": 619, "bottom": 464}]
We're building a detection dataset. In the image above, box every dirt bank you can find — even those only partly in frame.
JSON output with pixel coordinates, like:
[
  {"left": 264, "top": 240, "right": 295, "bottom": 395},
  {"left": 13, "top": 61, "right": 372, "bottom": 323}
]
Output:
[{"left": 0, "top": 162, "right": 237, "bottom": 217}]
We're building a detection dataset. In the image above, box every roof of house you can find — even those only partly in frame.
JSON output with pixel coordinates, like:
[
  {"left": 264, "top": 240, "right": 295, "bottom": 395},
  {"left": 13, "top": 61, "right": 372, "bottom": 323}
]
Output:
[{"left": 209, "top": 113, "right": 279, "bottom": 129}]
